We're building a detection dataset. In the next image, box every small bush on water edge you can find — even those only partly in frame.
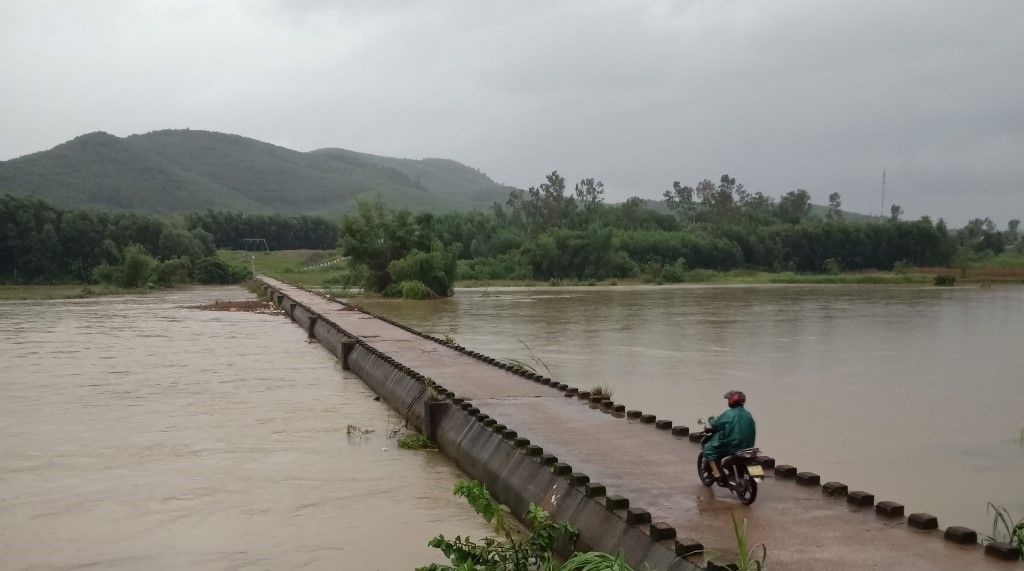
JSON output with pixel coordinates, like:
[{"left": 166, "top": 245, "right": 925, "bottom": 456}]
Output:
[
  {"left": 397, "top": 433, "right": 437, "bottom": 450},
  {"left": 934, "top": 274, "right": 957, "bottom": 286},
  {"left": 399, "top": 280, "right": 435, "bottom": 300},
  {"left": 590, "top": 384, "right": 614, "bottom": 400},
  {"left": 985, "top": 503, "right": 1023, "bottom": 559}
]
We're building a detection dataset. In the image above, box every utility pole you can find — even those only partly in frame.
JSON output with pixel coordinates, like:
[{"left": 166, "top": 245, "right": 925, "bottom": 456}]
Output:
[
  {"left": 880, "top": 167, "right": 887, "bottom": 217},
  {"left": 242, "top": 238, "right": 269, "bottom": 280}
]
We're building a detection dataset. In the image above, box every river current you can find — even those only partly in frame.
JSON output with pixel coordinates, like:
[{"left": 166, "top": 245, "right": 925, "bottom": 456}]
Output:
[
  {"left": 359, "top": 283, "right": 1024, "bottom": 535},
  {"left": 2, "top": 283, "right": 1021, "bottom": 568},
  {"left": 0, "top": 287, "right": 489, "bottom": 570}
]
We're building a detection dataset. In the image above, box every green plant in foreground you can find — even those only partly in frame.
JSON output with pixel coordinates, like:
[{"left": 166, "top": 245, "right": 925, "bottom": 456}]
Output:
[
  {"left": 985, "top": 503, "right": 1024, "bottom": 558},
  {"left": 419, "top": 480, "right": 641, "bottom": 571},
  {"left": 731, "top": 512, "right": 767, "bottom": 571},
  {"left": 560, "top": 551, "right": 632, "bottom": 571},
  {"left": 397, "top": 433, "right": 437, "bottom": 450}
]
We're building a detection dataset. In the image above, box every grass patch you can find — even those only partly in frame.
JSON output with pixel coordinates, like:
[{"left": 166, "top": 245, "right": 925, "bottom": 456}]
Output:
[
  {"left": 971, "top": 252, "right": 1024, "bottom": 268},
  {"left": 397, "top": 433, "right": 437, "bottom": 450},
  {"left": 221, "top": 249, "right": 386, "bottom": 296}
]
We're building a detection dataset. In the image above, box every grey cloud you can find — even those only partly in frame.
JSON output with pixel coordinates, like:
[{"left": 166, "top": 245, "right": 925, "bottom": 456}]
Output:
[{"left": 1, "top": 0, "right": 1021, "bottom": 224}]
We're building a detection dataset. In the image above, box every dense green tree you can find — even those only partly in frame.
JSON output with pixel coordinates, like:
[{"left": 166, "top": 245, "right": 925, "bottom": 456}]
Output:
[
  {"left": 387, "top": 245, "right": 457, "bottom": 297},
  {"left": 827, "top": 192, "right": 843, "bottom": 222},
  {"left": 890, "top": 204, "right": 904, "bottom": 222},
  {"left": 0, "top": 194, "right": 246, "bottom": 285},
  {"left": 338, "top": 199, "right": 426, "bottom": 292},
  {"left": 777, "top": 189, "right": 812, "bottom": 224}
]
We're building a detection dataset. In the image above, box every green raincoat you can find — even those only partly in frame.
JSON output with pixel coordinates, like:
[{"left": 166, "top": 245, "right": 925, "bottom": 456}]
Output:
[{"left": 703, "top": 405, "right": 756, "bottom": 460}]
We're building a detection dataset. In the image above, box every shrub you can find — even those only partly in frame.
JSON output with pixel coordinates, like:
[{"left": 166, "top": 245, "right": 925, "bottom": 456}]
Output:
[
  {"left": 822, "top": 257, "right": 842, "bottom": 275},
  {"left": 387, "top": 246, "right": 456, "bottom": 297},
  {"left": 195, "top": 257, "right": 249, "bottom": 284},
  {"left": 397, "top": 433, "right": 437, "bottom": 450},
  {"left": 92, "top": 263, "right": 122, "bottom": 286},
  {"left": 934, "top": 274, "right": 957, "bottom": 286},
  {"left": 121, "top": 244, "right": 158, "bottom": 288},
  {"left": 323, "top": 265, "right": 368, "bottom": 288},
  {"left": 590, "top": 384, "right": 614, "bottom": 400},
  {"left": 397, "top": 280, "right": 435, "bottom": 300},
  {"left": 154, "top": 257, "right": 192, "bottom": 286},
  {"left": 660, "top": 258, "right": 688, "bottom": 283},
  {"left": 92, "top": 244, "right": 157, "bottom": 288},
  {"left": 456, "top": 252, "right": 533, "bottom": 281}
]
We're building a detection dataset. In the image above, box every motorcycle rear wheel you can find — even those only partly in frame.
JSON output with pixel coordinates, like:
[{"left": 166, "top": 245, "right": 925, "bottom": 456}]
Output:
[{"left": 736, "top": 469, "right": 758, "bottom": 505}]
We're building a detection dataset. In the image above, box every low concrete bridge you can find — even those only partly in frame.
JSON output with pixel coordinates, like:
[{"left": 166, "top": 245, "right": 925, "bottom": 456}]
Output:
[{"left": 257, "top": 276, "right": 1021, "bottom": 570}]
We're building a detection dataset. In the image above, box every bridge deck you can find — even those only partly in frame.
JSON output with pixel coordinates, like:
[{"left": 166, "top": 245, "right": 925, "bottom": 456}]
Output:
[{"left": 262, "top": 277, "right": 1017, "bottom": 570}]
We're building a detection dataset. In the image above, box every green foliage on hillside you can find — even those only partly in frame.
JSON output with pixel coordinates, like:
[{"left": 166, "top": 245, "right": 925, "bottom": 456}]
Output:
[{"left": 0, "top": 129, "right": 509, "bottom": 214}]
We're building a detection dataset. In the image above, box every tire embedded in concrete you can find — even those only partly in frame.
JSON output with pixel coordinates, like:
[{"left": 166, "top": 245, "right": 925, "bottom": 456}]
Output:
[
  {"left": 795, "top": 472, "right": 821, "bottom": 486},
  {"left": 584, "top": 482, "right": 607, "bottom": 498},
  {"left": 774, "top": 465, "right": 797, "bottom": 478},
  {"left": 875, "top": 501, "right": 904, "bottom": 518},
  {"left": 605, "top": 495, "right": 629, "bottom": 510},
  {"left": 847, "top": 491, "right": 875, "bottom": 507},
  {"left": 625, "top": 508, "right": 651, "bottom": 524},
  {"left": 984, "top": 541, "right": 1021, "bottom": 561},
  {"left": 908, "top": 513, "right": 938, "bottom": 530},
  {"left": 822, "top": 481, "right": 848, "bottom": 496},
  {"left": 943, "top": 526, "right": 977, "bottom": 544},
  {"left": 649, "top": 522, "right": 676, "bottom": 541}
]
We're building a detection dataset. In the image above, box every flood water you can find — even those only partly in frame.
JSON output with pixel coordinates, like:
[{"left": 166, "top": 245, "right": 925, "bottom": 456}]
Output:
[
  {"left": 360, "top": 284, "right": 1024, "bottom": 534},
  {"left": 0, "top": 287, "right": 490, "bottom": 570}
]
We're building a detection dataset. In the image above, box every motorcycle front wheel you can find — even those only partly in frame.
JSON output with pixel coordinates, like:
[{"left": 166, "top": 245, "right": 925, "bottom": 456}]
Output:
[
  {"left": 736, "top": 468, "right": 758, "bottom": 505},
  {"left": 697, "top": 453, "right": 715, "bottom": 487}
]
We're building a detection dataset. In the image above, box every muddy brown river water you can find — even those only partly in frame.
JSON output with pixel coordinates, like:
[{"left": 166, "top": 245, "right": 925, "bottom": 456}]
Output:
[
  {"left": 359, "top": 284, "right": 1024, "bottom": 536},
  {"left": 0, "top": 287, "right": 490, "bottom": 570}
]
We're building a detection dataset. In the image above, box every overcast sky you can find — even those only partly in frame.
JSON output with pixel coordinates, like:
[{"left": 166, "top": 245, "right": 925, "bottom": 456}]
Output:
[{"left": 1, "top": 1, "right": 1022, "bottom": 224}]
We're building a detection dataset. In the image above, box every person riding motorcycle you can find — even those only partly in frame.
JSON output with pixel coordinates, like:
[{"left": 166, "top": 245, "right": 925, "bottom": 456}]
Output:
[{"left": 703, "top": 390, "right": 756, "bottom": 484}]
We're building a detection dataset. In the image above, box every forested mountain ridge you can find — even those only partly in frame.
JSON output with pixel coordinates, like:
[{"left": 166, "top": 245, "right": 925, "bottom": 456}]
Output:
[{"left": 0, "top": 129, "right": 510, "bottom": 214}]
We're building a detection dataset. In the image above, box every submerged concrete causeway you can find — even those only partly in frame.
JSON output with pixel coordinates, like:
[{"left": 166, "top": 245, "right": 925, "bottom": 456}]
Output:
[{"left": 257, "top": 276, "right": 1021, "bottom": 570}]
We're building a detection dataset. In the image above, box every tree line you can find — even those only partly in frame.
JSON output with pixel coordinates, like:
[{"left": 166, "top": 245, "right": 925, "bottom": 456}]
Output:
[
  {"left": 339, "top": 172, "right": 1020, "bottom": 297},
  {"left": 183, "top": 210, "right": 337, "bottom": 251},
  {"left": 0, "top": 195, "right": 345, "bottom": 285}
]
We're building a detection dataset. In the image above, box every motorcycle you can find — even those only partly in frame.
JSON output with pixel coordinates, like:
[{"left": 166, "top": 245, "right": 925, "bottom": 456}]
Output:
[{"left": 696, "top": 416, "right": 763, "bottom": 505}]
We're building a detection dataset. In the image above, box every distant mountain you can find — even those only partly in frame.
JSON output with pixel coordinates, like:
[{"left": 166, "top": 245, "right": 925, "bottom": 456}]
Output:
[{"left": 0, "top": 129, "right": 512, "bottom": 215}]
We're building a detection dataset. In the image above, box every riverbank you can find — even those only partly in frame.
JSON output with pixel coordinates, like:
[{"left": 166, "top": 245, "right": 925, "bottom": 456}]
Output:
[
  {"left": 456, "top": 270, "right": 932, "bottom": 288},
  {"left": 0, "top": 284, "right": 150, "bottom": 301},
  {"left": 220, "top": 248, "right": 1024, "bottom": 295}
]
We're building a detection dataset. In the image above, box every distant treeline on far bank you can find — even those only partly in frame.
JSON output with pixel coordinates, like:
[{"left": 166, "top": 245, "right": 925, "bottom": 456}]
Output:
[{"left": 2, "top": 171, "right": 1020, "bottom": 295}]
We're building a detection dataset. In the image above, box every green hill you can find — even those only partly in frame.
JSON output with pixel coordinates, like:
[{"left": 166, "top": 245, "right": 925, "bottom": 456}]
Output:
[{"left": 0, "top": 129, "right": 511, "bottom": 214}]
